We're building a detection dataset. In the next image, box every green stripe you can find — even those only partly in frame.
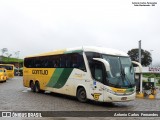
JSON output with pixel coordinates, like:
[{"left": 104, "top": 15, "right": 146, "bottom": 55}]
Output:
[
  {"left": 47, "top": 68, "right": 73, "bottom": 88},
  {"left": 126, "top": 88, "right": 134, "bottom": 93},
  {"left": 64, "top": 50, "right": 83, "bottom": 54},
  {"left": 47, "top": 68, "right": 64, "bottom": 87},
  {"left": 53, "top": 68, "right": 73, "bottom": 88}
]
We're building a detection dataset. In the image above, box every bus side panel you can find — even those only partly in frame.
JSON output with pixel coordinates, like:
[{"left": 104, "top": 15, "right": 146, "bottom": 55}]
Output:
[
  {"left": 23, "top": 68, "right": 56, "bottom": 90},
  {"left": 45, "top": 68, "right": 73, "bottom": 94},
  {"left": 56, "top": 68, "right": 90, "bottom": 96},
  {"left": 7, "top": 70, "right": 14, "bottom": 78},
  {"left": 44, "top": 68, "right": 92, "bottom": 97}
]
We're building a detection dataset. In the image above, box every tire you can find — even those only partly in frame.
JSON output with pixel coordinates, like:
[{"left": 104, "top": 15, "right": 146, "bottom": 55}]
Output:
[
  {"left": 35, "top": 82, "right": 41, "bottom": 93},
  {"left": 77, "top": 87, "right": 87, "bottom": 103},
  {"left": 30, "top": 81, "right": 35, "bottom": 92}
]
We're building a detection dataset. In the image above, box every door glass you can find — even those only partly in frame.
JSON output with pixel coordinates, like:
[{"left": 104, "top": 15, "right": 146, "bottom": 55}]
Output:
[{"left": 94, "top": 64, "right": 103, "bottom": 83}]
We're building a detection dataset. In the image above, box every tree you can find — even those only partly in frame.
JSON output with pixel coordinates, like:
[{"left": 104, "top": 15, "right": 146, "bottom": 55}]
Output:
[
  {"left": 127, "top": 48, "right": 152, "bottom": 66},
  {"left": 1, "top": 48, "right": 8, "bottom": 56}
]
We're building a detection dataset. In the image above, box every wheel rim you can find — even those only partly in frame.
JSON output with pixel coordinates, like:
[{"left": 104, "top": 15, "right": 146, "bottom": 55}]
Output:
[
  {"left": 35, "top": 82, "right": 40, "bottom": 92},
  {"left": 30, "top": 82, "right": 34, "bottom": 90},
  {"left": 35, "top": 86, "right": 38, "bottom": 92},
  {"left": 80, "top": 91, "right": 86, "bottom": 100},
  {"left": 35, "top": 84, "right": 39, "bottom": 92}
]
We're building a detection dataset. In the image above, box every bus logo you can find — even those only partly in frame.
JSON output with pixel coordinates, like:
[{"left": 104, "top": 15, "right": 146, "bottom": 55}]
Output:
[
  {"left": 32, "top": 70, "right": 48, "bottom": 75},
  {"left": 91, "top": 93, "right": 101, "bottom": 100}
]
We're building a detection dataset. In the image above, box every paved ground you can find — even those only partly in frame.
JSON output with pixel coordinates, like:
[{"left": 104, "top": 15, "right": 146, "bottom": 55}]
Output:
[{"left": 0, "top": 76, "right": 160, "bottom": 120}]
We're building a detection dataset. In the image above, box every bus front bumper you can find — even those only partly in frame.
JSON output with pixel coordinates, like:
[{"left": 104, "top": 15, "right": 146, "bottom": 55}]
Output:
[{"left": 103, "top": 92, "right": 136, "bottom": 102}]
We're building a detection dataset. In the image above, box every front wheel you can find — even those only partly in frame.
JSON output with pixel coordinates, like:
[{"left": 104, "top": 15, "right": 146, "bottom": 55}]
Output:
[{"left": 77, "top": 87, "right": 87, "bottom": 103}]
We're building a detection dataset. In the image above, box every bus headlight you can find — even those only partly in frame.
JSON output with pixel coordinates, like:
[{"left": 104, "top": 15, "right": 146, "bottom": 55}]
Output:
[{"left": 106, "top": 89, "right": 116, "bottom": 95}]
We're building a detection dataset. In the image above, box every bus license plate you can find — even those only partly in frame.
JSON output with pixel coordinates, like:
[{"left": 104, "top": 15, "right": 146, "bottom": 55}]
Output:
[{"left": 121, "top": 97, "right": 127, "bottom": 100}]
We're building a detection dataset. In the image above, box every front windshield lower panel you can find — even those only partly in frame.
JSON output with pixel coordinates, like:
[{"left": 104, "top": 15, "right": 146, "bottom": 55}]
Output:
[{"left": 102, "top": 55, "right": 135, "bottom": 88}]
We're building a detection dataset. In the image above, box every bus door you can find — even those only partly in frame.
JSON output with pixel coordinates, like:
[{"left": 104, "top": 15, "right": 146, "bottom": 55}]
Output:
[{"left": 90, "top": 61, "right": 105, "bottom": 102}]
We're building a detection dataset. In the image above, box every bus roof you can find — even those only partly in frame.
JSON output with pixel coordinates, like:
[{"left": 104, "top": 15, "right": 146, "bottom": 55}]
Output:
[
  {"left": 0, "top": 68, "right": 6, "bottom": 70},
  {"left": 69, "top": 46, "right": 128, "bottom": 56},
  {"left": 0, "top": 64, "right": 14, "bottom": 66},
  {"left": 26, "top": 46, "right": 128, "bottom": 58}
]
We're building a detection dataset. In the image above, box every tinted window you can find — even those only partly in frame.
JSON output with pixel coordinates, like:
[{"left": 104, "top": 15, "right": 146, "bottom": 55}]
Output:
[
  {"left": 94, "top": 62, "right": 103, "bottom": 83},
  {"left": 85, "top": 52, "right": 103, "bottom": 83},
  {"left": 24, "top": 52, "right": 86, "bottom": 71},
  {"left": 0, "top": 65, "right": 13, "bottom": 70}
]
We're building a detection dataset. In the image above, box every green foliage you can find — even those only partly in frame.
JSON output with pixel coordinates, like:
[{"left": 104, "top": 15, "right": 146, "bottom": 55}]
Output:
[
  {"left": 158, "top": 79, "right": 160, "bottom": 84},
  {"left": 155, "top": 78, "right": 160, "bottom": 86},
  {"left": 143, "top": 73, "right": 151, "bottom": 77},
  {"left": 2, "top": 56, "right": 23, "bottom": 63},
  {"left": 155, "top": 74, "right": 160, "bottom": 77},
  {"left": 143, "top": 73, "right": 156, "bottom": 78},
  {"left": 127, "top": 48, "right": 152, "bottom": 66},
  {"left": 143, "top": 73, "right": 160, "bottom": 86}
]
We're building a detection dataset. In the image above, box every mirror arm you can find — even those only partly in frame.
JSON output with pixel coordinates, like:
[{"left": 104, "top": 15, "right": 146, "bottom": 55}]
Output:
[{"left": 93, "top": 58, "right": 110, "bottom": 72}]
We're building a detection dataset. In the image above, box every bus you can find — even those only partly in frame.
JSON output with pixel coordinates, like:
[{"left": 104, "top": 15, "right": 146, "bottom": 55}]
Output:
[
  {"left": 0, "top": 64, "right": 14, "bottom": 78},
  {"left": 23, "top": 46, "right": 136, "bottom": 102},
  {"left": 0, "top": 68, "right": 8, "bottom": 82}
]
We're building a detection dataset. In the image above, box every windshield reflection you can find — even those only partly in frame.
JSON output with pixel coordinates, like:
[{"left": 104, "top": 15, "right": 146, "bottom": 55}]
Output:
[{"left": 102, "top": 55, "right": 135, "bottom": 88}]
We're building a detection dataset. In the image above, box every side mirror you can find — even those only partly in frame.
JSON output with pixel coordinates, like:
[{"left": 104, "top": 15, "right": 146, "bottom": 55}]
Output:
[
  {"left": 93, "top": 58, "right": 110, "bottom": 71},
  {"left": 132, "top": 61, "right": 142, "bottom": 73}
]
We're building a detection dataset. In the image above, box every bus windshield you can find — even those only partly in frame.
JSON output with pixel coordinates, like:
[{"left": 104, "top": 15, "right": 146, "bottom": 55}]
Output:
[{"left": 102, "top": 55, "right": 135, "bottom": 88}]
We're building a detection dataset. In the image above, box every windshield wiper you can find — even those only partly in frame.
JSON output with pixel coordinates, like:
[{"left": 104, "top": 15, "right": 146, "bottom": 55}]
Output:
[
  {"left": 120, "top": 68, "right": 133, "bottom": 88},
  {"left": 123, "top": 68, "right": 133, "bottom": 87},
  {"left": 121, "top": 68, "right": 125, "bottom": 77},
  {"left": 125, "top": 74, "right": 134, "bottom": 87}
]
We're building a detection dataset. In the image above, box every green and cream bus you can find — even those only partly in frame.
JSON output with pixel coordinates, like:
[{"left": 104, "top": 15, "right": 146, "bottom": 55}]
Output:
[{"left": 23, "top": 46, "right": 136, "bottom": 102}]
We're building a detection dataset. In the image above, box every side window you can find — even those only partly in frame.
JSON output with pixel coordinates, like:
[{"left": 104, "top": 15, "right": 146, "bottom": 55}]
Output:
[
  {"left": 64, "top": 53, "right": 86, "bottom": 71},
  {"left": 71, "top": 54, "right": 78, "bottom": 68},
  {"left": 24, "top": 58, "right": 33, "bottom": 68},
  {"left": 94, "top": 63, "right": 103, "bottom": 83},
  {"left": 48, "top": 56, "right": 55, "bottom": 68},
  {"left": 9, "top": 66, "right": 13, "bottom": 70},
  {"left": 60, "top": 55, "right": 66, "bottom": 68},
  {"left": 54, "top": 56, "right": 60, "bottom": 68},
  {"left": 71, "top": 53, "right": 86, "bottom": 71},
  {"left": 30, "top": 58, "right": 35, "bottom": 68},
  {"left": 85, "top": 52, "right": 103, "bottom": 83},
  {"left": 35, "top": 57, "right": 41, "bottom": 68},
  {"left": 66, "top": 54, "right": 72, "bottom": 68},
  {"left": 85, "top": 52, "right": 101, "bottom": 69},
  {"left": 42, "top": 57, "right": 49, "bottom": 68},
  {"left": 90, "top": 61, "right": 103, "bottom": 83},
  {"left": 85, "top": 52, "right": 101, "bottom": 61},
  {"left": 48, "top": 55, "right": 60, "bottom": 68},
  {"left": 24, "top": 52, "right": 86, "bottom": 70},
  {"left": 77, "top": 53, "right": 86, "bottom": 71}
]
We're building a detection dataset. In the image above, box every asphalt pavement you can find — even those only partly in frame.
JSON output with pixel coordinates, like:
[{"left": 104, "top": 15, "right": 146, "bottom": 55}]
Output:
[{"left": 0, "top": 76, "right": 160, "bottom": 120}]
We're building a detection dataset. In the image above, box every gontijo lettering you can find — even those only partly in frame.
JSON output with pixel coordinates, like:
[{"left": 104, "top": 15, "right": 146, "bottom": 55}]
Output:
[{"left": 32, "top": 70, "right": 48, "bottom": 75}]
